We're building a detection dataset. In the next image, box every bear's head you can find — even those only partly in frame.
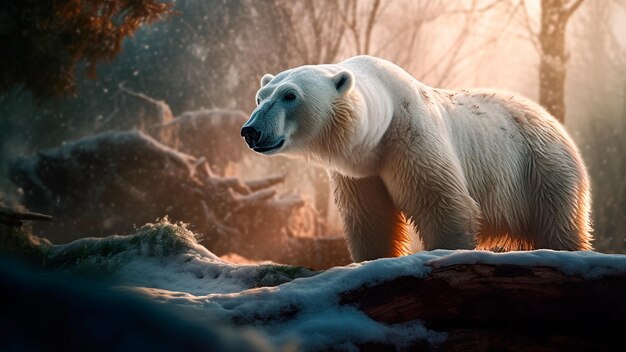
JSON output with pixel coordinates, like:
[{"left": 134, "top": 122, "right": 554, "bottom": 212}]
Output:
[{"left": 241, "top": 67, "right": 355, "bottom": 158}]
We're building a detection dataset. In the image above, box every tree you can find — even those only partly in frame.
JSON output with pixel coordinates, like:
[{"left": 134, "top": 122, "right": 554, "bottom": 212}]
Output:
[
  {"left": 340, "top": 0, "right": 383, "bottom": 55},
  {"left": 273, "top": 0, "right": 384, "bottom": 66},
  {"left": 0, "top": 0, "right": 172, "bottom": 99},
  {"left": 274, "top": 0, "right": 346, "bottom": 65},
  {"left": 523, "top": 0, "right": 585, "bottom": 122}
]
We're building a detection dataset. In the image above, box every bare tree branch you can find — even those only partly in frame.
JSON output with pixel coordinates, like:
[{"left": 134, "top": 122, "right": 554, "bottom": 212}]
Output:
[
  {"left": 363, "top": 0, "right": 382, "bottom": 54},
  {"left": 566, "top": 0, "right": 586, "bottom": 17}
]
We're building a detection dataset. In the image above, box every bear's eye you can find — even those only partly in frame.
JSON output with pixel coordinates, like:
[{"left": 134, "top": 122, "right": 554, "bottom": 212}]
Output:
[
  {"left": 256, "top": 97, "right": 261, "bottom": 105},
  {"left": 284, "top": 93, "right": 296, "bottom": 101}
]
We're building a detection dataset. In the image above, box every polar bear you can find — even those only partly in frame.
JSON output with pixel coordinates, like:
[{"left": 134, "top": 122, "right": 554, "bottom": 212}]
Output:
[{"left": 241, "top": 55, "right": 592, "bottom": 262}]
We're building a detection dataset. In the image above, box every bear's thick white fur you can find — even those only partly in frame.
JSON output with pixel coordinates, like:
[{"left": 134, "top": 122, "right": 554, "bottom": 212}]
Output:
[{"left": 243, "top": 55, "right": 592, "bottom": 262}]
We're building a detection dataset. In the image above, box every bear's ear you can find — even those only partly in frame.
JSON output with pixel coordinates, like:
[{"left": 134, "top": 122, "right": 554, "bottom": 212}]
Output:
[
  {"left": 260, "top": 74, "right": 275, "bottom": 87},
  {"left": 331, "top": 70, "right": 354, "bottom": 95}
]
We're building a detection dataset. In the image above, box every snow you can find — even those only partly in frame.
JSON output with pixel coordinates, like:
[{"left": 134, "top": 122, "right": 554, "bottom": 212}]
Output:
[
  {"left": 428, "top": 249, "right": 626, "bottom": 279},
  {"left": 163, "top": 251, "right": 451, "bottom": 349},
  {"left": 46, "top": 220, "right": 316, "bottom": 295},
  {"left": 34, "top": 221, "right": 626, "bottom": 350}
]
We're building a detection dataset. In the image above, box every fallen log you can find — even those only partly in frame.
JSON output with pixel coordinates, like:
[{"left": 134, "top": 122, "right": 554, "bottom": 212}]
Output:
[
  {"left": 7, "top": 131, "right": 300, "bottom": 246},
  {"left": 149, "top": 108, "right": 250, "bottom": 176},
  {"left": 8, "top": 131, "right": 349, "bottom": 268},
  {"left": 97, "top": 86, "right": 174, "bottom": 132},
  {"left": 0, "top": 208, "right": 52, "bottom": 225},
  {"left": 341, "top": 263, "right": 626, "bottom": 351}
]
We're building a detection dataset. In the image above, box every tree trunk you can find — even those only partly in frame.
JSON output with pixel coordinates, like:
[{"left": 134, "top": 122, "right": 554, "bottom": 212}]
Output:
[
  {"left": 538, "top": 0, "right": 583, "bottom": 123},
  {"left": 539, "top": 1, "right": 567, "bottom": 123}
]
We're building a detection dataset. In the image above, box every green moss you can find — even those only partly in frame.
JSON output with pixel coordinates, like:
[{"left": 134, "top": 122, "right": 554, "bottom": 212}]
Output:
[{"left": 252, "top": 264, "right": 318, "bottom": 287}]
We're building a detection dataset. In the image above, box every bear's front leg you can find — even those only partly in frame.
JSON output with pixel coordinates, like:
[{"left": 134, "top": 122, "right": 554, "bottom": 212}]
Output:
[{"left": 331, "top": 173, "right": 411, "bottom": 262}]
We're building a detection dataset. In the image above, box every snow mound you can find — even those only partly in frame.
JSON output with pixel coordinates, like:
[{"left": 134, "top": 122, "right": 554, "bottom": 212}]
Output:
[
  {"left": 45, "top": 220, "right": 316, "bottom": 295},
  {"left": 28, "top": 222, "right": 626, "bottom": 351},
  {"left": 126, "top": 250, "right": 451, "bottom": 350}
]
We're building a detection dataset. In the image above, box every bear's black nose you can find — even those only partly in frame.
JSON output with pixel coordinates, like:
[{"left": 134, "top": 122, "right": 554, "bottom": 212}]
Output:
[{"left": 241, "top": 126, "right": 262, "bottom": 147}]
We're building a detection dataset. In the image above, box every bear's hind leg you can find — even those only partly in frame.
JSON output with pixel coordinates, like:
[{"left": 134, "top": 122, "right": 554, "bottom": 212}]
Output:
[
  {"left": 527, "top": 146, "right": 593, "bottom": 251},
  {"left": 529, "top": 174, "right": 593, "bottom": 251},
  {"left": 331, "top": 173, "right": 411, "bottom": 262}
]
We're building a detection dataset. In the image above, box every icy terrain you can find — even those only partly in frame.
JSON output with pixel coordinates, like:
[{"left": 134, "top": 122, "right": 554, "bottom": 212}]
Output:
[{"left": 5, "top": 220, "right": 626, "bottom": 351}]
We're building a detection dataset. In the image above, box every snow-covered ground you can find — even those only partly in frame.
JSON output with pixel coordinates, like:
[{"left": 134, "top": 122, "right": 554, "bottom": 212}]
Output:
[
  {"left": 10, "top": 220, "right": 626, "bottom": 351},
  {"left": 44, "top": 221, "right": 317, "bottom": 295}
]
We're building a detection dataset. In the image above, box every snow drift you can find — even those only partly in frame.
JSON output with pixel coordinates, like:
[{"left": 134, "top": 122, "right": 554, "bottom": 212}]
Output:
[{"left": 3, "top": 220, "right": 626, "bottom": 351}]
